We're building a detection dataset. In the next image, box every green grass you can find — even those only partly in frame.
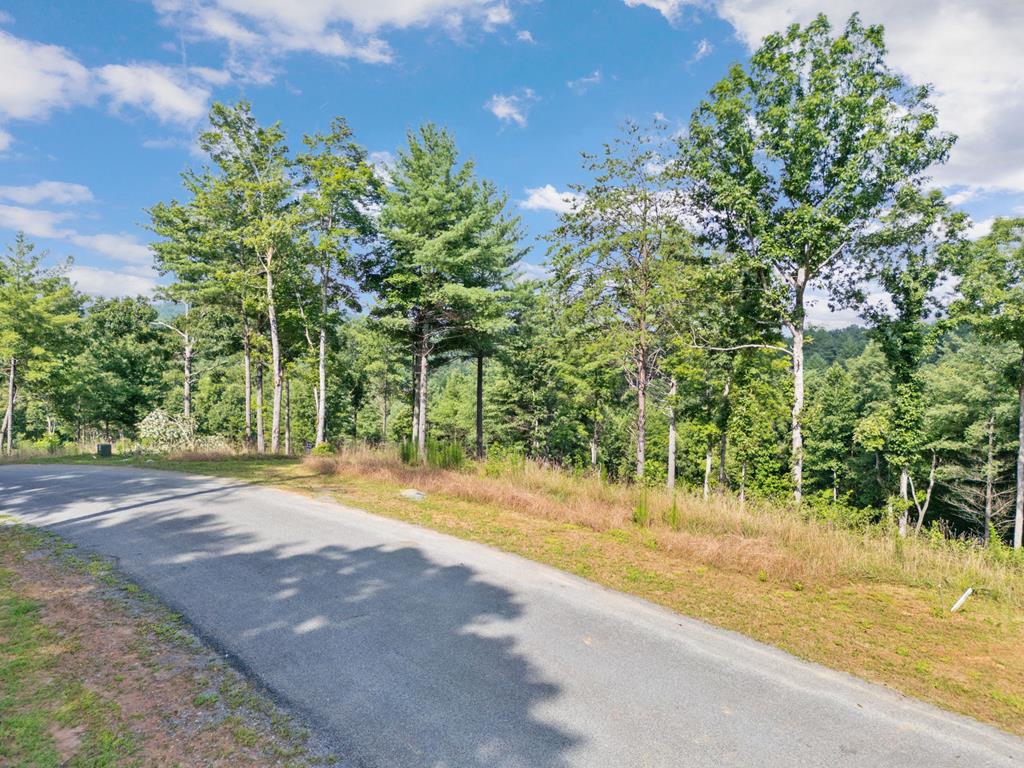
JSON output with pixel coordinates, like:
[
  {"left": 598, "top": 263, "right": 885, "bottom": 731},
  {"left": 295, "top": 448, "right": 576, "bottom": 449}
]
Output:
[{"left": 0, "top": 566, "right": 137, "bottom": 767}]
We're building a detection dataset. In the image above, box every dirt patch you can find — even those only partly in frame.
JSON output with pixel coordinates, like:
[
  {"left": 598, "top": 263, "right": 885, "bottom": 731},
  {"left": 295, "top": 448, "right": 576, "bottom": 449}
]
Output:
[{"left": 0, "top": 523, "right": 335, "bottom": 767}]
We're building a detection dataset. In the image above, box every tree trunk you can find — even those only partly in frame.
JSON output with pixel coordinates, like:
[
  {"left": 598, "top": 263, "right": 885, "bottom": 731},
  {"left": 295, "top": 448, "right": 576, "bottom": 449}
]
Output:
[
  {"left": 4, "top": 357, "right": 14, "bottom": 455},
  {"left": 740, "top": 462, "right": 747, "bottom": 509},
  {"left": 985, "top": 413, "right": 995, "bottom": 545},
  {"left": 416, "top": 334, "right": 429, "bottom": 461},
  {"left": 1015, "top": 350, "right": 1024, "bottom": 549},
  {"left": 475, "top": 352, "right": 485, "bottom": 460},
  {"left": 590, "top": 419, "right": 599, "bottom": 473},
  {"left": 717, "top": 376, "right": 731, "bottom": 487},
  {"left": 265, "top": 248, "right": 282, "bottom": 453},
  {"left": 285, "top": 374, "right": 291, "bottom": 455},
  {"left": 790, "top": 267, "right": 807, "bottom": 504},
  {"left": 316, "top": 276, "right": 328, "bottom": 446},
  {"left": 243, "top": 328, "right": 252, "bottom": 449},
  {"left": 411, "top": 350, "right": 420, "bottom": 448},
  {"left": 703, "top": 438, "right": 713, "bottom": 502},
  {"left": 255, "top": 362, "right": 265, "bottom": 453},
  {"left": 635, "top": 357, "right": 648, "bottom": 480},
  {"left": 667, "top": 378, "right": 677, "bottom": 490},
  {"left": 382, "top": 374, "right": 389, "bottom": 442},
  {"left": 183, "top": 338, "right": 193, "bottom": 421},
  {"left": 898, "top": 466, "right": 909, "bottom": 537}
]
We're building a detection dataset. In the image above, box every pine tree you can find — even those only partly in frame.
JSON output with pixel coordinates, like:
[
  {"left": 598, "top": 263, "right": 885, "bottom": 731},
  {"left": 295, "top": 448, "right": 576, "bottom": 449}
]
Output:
[{"left": 369, "top": 124, "right": 521, "bottom": 460}]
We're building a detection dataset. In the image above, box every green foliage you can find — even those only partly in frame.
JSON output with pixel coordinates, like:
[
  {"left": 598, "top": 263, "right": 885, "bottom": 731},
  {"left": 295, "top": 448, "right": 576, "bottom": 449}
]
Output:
[
  {"left": 309, "top": 443, "right": 335, "bottom": 457},
  {"left": 426, "top": 439, "right": 465, "bottom": 471},
  {"left": 397, "top": 440, "right": 418, "bottom": 465},
  {"left": 138, "top": 408, "right": 196, "bottom": 453}
]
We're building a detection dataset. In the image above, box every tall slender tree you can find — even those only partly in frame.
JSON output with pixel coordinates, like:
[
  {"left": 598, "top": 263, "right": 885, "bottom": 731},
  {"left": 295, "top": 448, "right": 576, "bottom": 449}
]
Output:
[
  {"left": 683, "top": 13, "right": 953, "bottom": 502},
  {"left": 296, "top": 117, "right": 380, "bottom": 447},
  {"left": 0, "top": 234, "right": 80, "bottom": 453},
  {"left": 200, "top": 101, "right": 300, "bottom": 453},
  {"left": 369, "top": 124, "right": 521, "bottom": 460},
  {"left": 551, "top": 120, "right": 691, "bottom": 480}
]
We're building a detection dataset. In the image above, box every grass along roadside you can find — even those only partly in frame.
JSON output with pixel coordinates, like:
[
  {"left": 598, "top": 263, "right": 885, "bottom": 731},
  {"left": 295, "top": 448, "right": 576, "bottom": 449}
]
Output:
[
  {"left": 19, "top": 449, "right": 1024, "bottom": 737},
  {"left": 0, "top": 519, "right": 335, "bottom": 767}
]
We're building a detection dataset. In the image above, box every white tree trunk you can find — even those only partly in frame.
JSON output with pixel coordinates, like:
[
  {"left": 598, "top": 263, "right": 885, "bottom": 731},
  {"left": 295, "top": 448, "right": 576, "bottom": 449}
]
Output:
[
  {"left": 635, "top": 357, "right": 647, "bottom": 481},
  {"left": 417, "top": 339, "right": 429, "bottom": 461},
  {"left": 243, "top": 328, "right": 252, "bottom": 449},
  {"left": 667, "top": 378, "right": 677, "bottom": 490},
  {"left": 898, "top": 466, "right": 909, "bottom": 537},
  {"left": 788, "top": 266, "right": 808, "bottom": 504},
  {"left": 316, "top": 276, "right": 328, "bottom": 446},
  {"left": 703, "top": 439, "right": 713, "bottom": 502},
  {"left": 183, "top": 339, "right": 193, "bottom": 421},
  {"left": 1015, "top": 353, "right": 1024, "bottom": 549},
  {"left": 265, "top": 248, "right": 282, "bottom": 453},
  {"left": 411, "top": 350, "right": 420, "bottom": 448},
  {"left": 985, "top": 414, "right": 995, "bottom": 545},
  {"left": 4, "top": 357, "right": 14, "bottom": 455},
  {"left": 255, "top": 363, "right": 265, "bottom": 453},
  {"left": 285, "top": 374, "right": 291, "bottom": 455}
]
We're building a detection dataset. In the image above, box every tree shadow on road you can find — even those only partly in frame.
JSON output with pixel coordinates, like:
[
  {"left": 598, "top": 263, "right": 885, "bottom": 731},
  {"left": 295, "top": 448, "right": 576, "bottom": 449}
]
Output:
[{"left": 1, "top": 466, "right": 581, "bottom": 768}]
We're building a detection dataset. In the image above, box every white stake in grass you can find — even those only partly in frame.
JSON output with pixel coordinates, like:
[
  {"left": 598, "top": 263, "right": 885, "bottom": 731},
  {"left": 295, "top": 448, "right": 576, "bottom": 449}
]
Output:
[{"left": 950, "top": 587, "right": 973, "bottom": 613}]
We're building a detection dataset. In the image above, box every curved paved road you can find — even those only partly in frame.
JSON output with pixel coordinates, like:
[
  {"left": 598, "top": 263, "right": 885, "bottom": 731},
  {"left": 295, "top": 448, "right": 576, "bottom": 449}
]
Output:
[{"left": 2, "top": 464, "right": 1022, "bottom": 767}]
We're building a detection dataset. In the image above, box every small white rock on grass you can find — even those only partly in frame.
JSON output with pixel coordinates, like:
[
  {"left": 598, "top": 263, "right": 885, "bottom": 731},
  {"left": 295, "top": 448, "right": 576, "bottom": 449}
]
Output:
[{"left": 399, "top": 489, "right": 426, "bottom": 501}]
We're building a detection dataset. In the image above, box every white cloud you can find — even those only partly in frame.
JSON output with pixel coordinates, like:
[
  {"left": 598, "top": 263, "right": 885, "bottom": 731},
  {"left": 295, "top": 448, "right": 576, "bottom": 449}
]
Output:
[
  {"left": 567, "top": 69, "right": 602, "bottom": 94},
  {"left": 516, "top": 260, "right": 550, "bottom": 282},
  {"left": 0, "top": 181, "right": 93, "bottom": 206},
  {"left": 156, "top": 0, "right": 514, "bottom": 69},
  {"left": 188, "top": 65, "right": 232, "bottom": 85},
  {"left": 967, "top": 216, "right": 995, "bottom": 240},
  {"left": 691, "top": 37, "right": 713, "bottom": 62},
  {"left": 486, "top": 89, "right": 535, "bottom": 127},
  {"left": 625, "top": 1, "right": 1024, "bottom": 194},
  {"left": 0, "top": 31, "right": 92, "bottom": 122},
  {"left": 0, "top": 129, "right": 11, "bottom": 152},
  {"left": 516, "top": 29, "right": 534, "bottom": 43},
  {"left": 97, "top": 64, "right": 211, "bottom": 125},
  {"left": 623, "top": 0, "right": 688, "bottom": 22},
  {"left": 484, "top": 4, "right": 513, "bottom": 29},
  {"left": 0, "top": 204, "right": 74, "bottom": 238},
  {"left": 68, "top": 265, "right": 157, "bottom": 297},
  {"left": 519, "top": 184, "right": 578, "bottom": 214},
  {"left": 0, "top": 11, "right": 13, "bottom": 24},
  {"left": 69, "top": 233, "right": 151, "bottom": 264}
]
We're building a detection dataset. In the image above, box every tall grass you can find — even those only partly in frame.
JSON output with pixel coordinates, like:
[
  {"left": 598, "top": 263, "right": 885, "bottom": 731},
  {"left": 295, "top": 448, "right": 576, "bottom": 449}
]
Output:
[{"left": 305, "top": 444, "right": 1024, "bottom": 606}]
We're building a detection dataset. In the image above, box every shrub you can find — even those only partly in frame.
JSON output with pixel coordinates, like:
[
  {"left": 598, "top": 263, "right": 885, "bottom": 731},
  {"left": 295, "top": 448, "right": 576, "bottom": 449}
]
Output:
[
  {"left": 310, "top": 443, "right": 335, "bottom": 457},
  {"left": 427, "top": 439, "right": 464, "bottom": 470},
  {"left": 398, "top": 440, "right": 418, "bottom": 465},
  {"left": 483, "top": 446, "right": 526, "bottom": 478},
  {"left": 138, "top": 409, "right": 196, "bottom": 453}
]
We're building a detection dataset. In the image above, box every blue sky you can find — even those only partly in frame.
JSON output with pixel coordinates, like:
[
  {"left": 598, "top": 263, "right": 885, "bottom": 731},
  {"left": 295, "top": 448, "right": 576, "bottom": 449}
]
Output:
[{"left": 1, "top": 0, "right": 1022, "bottom": 326}]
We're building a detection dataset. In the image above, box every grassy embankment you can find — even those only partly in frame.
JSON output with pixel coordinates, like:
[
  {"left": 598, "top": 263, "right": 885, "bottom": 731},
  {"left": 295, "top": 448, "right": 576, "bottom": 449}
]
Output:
[
  {"left": 14, "top": 447, "right": 1024, "bottom": 737},
  {"left": 0, "top": 520, "right": 334, "bottom": 767}
]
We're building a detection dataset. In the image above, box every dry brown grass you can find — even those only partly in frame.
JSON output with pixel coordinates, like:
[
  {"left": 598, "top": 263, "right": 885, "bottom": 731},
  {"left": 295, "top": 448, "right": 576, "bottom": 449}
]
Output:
[{"left": 308, "top": 445, "right": 1024, "bottom": 606}]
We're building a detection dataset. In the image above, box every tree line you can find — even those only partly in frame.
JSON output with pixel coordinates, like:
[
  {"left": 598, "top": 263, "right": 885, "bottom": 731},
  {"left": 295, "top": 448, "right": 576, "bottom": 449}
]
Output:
[{"left": 3, "top": 13, "right": 1024, "bottom": 549}]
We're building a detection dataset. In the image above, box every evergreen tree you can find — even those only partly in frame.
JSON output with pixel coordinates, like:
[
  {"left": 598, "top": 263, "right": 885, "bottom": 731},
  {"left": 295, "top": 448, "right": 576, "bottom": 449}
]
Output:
[{"left": 369, "top": 124, "right": 521, "bottom": 460}]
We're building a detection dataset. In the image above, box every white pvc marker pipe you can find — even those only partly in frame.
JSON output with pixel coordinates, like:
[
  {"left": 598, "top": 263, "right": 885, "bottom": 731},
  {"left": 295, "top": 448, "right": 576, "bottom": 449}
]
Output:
[{"left": 950, "top": 587, "right": 973, "bottom": 613}]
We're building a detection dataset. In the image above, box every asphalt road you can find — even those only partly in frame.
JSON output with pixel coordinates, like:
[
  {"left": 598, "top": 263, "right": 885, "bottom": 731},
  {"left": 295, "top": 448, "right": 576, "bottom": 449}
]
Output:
[{"left": 2, "top": 464, "right": 1022, "bottom": 767}]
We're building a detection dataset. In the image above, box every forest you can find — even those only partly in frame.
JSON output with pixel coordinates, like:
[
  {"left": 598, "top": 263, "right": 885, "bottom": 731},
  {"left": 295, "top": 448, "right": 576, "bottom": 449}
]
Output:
[{"left": 3, "top": 13, "right": 1024, "bottom": 551}]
